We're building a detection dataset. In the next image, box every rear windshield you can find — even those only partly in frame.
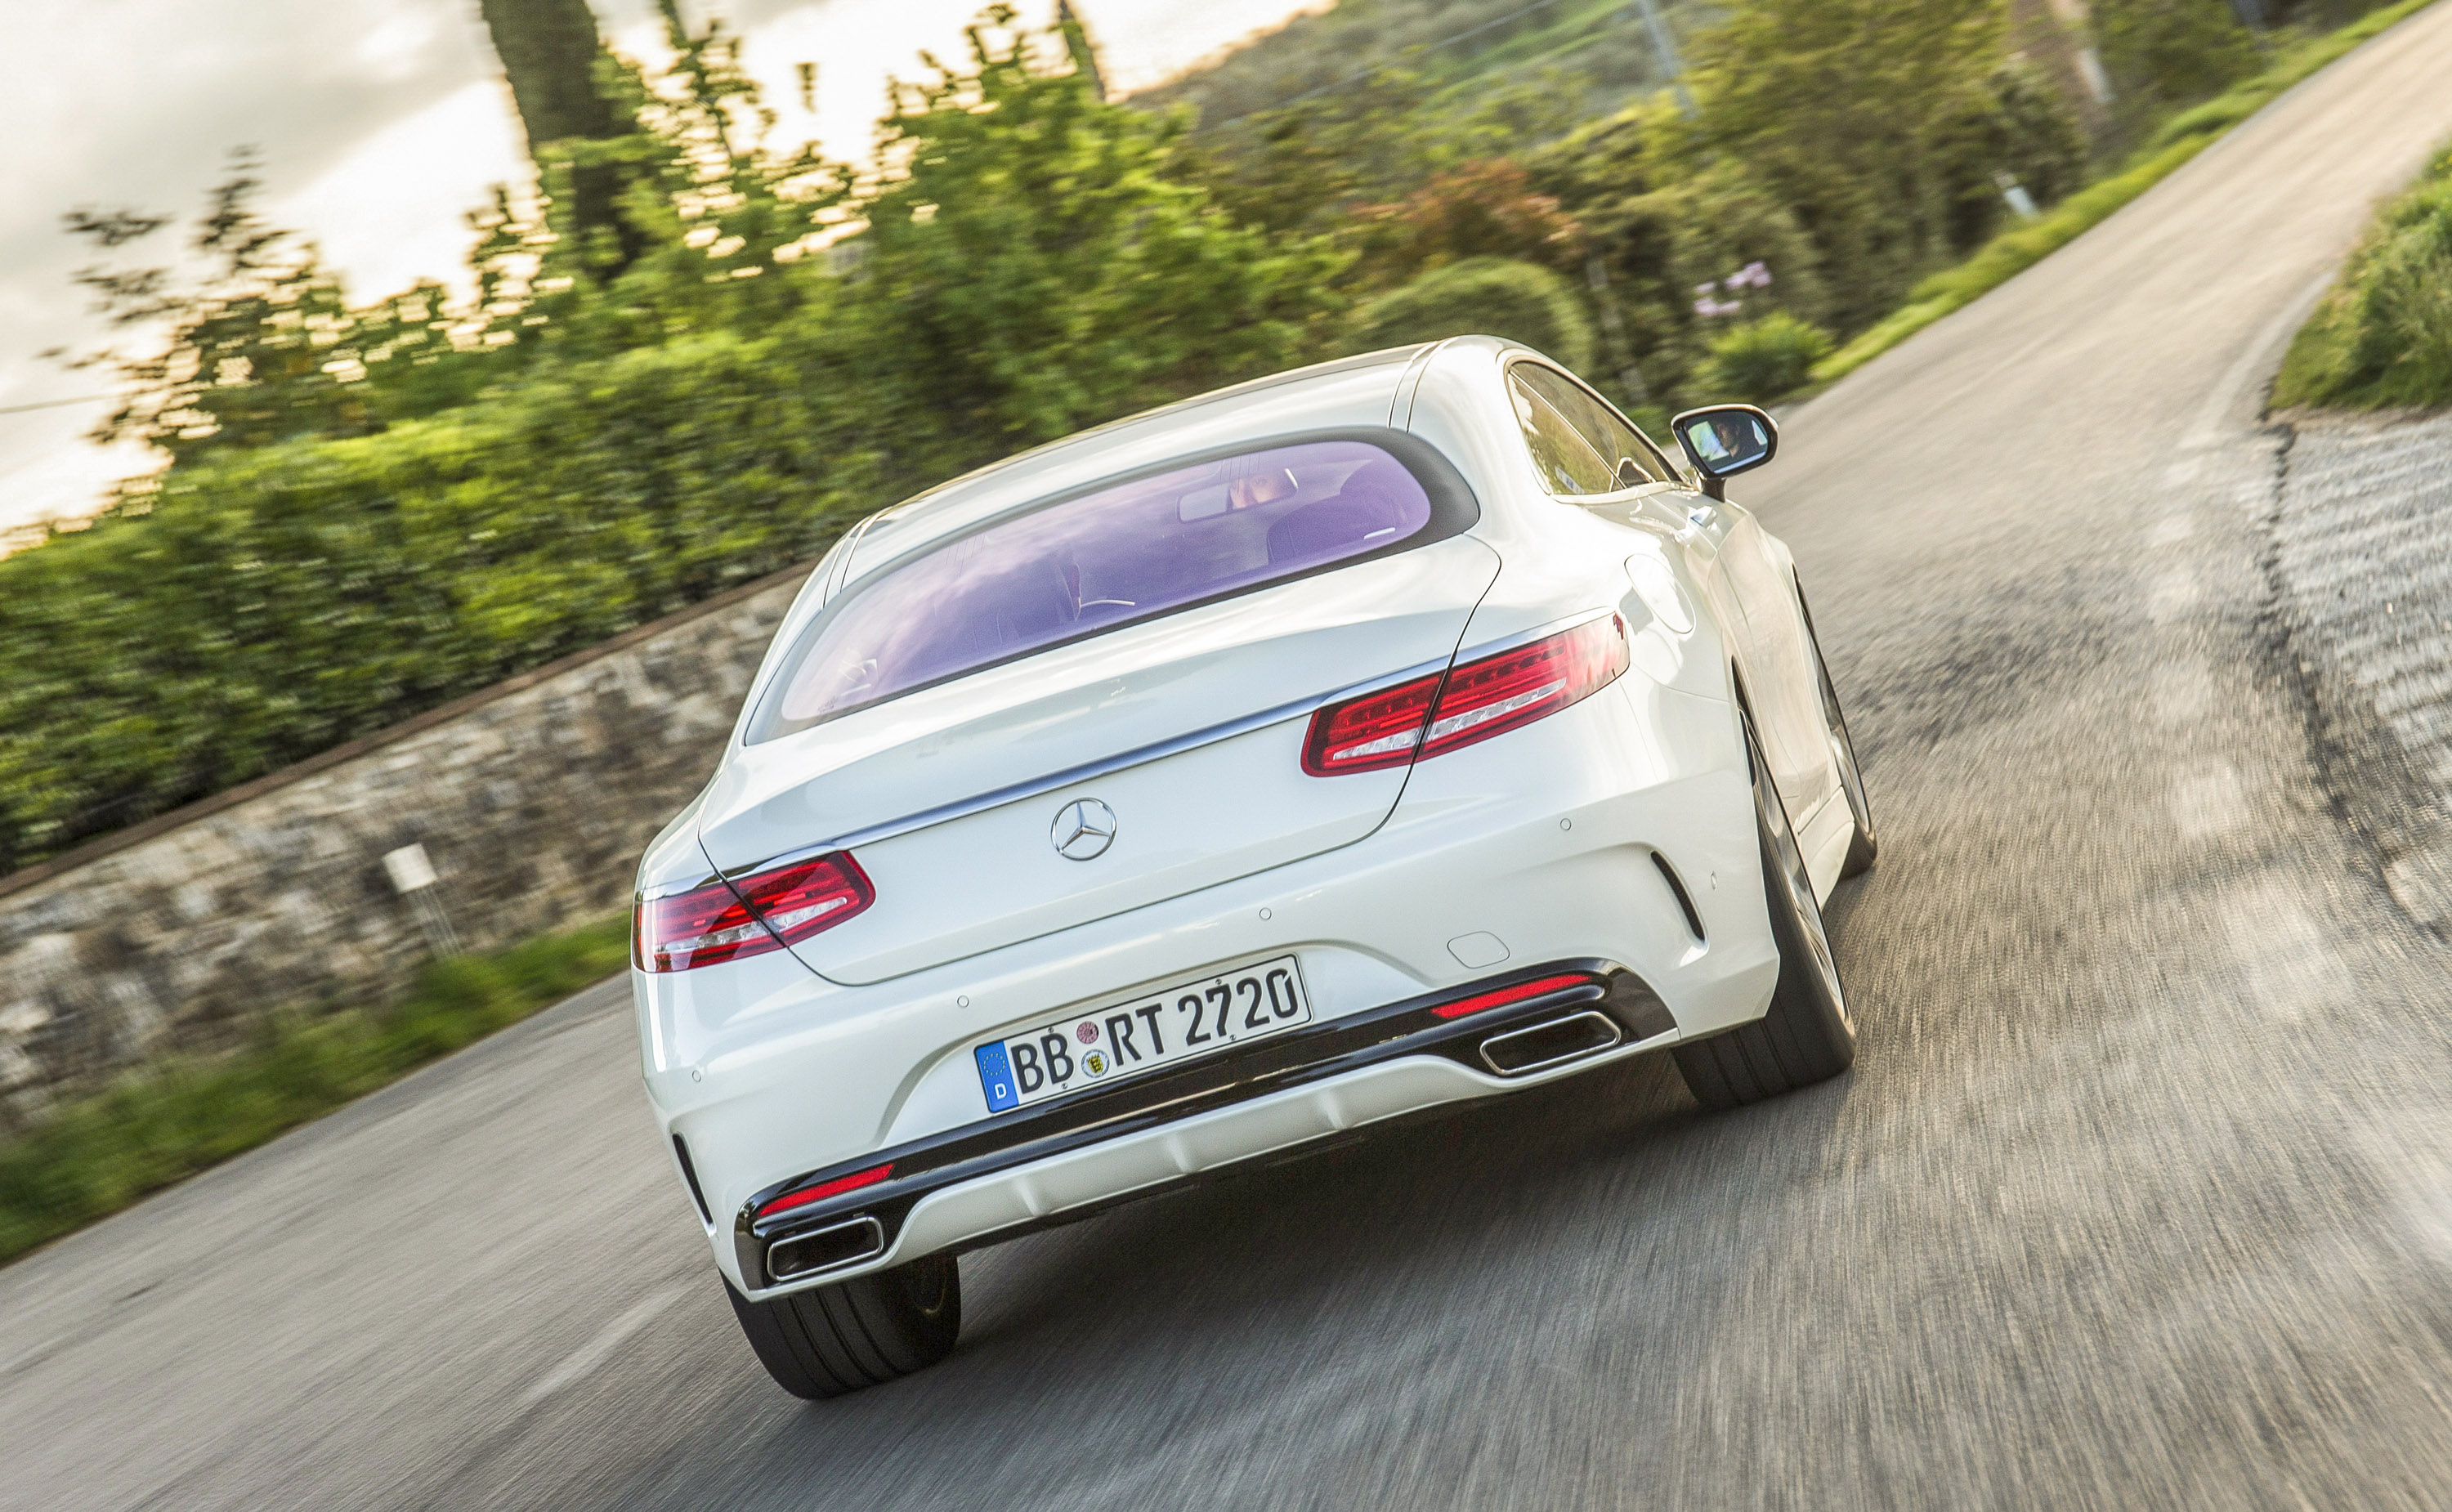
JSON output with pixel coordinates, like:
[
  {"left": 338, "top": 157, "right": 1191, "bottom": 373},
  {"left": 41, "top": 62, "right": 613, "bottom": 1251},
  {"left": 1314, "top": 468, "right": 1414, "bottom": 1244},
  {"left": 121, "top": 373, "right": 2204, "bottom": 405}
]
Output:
[{"left": 751, "top": 438, "right": 1443, "bottom": 739}]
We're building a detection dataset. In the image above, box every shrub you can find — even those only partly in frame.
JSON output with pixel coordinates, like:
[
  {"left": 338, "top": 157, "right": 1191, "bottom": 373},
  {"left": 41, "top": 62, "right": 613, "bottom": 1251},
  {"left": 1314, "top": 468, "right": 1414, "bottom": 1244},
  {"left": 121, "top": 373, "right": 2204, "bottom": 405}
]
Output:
[
  {"left": 0, "top": 332, "right": 877, "bottom": 874},
  {"left": 2277, "top": 142, "right": 2452, "bottom": 409},
  {"left": 1347, "top": 256, "right": 1598, "bottom": 369},
  {"left": 1702, "top": 313, "right": 1834, "bottom": 403},
  {"left": 2095, "top": 0, "right": 2262, "bottom": 133}
]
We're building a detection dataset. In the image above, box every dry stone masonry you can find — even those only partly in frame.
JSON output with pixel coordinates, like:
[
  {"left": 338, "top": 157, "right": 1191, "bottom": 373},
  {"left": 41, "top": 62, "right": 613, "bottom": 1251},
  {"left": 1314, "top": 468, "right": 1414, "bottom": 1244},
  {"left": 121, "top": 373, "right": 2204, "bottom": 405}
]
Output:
[
  {"left": 2271, "top": 409, "right": 2452, "bottom": 933},
  {"left": 0, "top": 566, "right": 811, "bottom": 1126}
]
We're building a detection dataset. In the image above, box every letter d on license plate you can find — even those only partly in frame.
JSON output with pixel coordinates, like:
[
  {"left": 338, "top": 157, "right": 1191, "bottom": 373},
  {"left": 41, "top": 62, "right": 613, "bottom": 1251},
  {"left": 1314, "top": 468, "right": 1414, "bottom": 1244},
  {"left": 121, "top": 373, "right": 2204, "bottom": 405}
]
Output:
[{"left": 974, "top": 955, "right": 1310, "bottom": 1113}]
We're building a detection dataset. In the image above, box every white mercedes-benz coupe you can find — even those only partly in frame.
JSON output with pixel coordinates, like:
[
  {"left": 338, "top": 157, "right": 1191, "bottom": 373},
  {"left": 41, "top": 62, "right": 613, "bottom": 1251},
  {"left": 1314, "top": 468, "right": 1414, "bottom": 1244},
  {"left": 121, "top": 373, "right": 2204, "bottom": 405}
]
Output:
[{"left": 631, "top": 336, "right": 1876, "bottom": 1398}]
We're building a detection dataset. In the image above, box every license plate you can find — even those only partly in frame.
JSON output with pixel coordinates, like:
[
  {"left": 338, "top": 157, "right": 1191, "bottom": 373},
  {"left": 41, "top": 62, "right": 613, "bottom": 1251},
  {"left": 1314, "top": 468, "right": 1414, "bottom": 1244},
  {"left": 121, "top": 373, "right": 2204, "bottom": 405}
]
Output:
[{"left": 974, "top": 955, "right": 1312, "bottom": 1113}]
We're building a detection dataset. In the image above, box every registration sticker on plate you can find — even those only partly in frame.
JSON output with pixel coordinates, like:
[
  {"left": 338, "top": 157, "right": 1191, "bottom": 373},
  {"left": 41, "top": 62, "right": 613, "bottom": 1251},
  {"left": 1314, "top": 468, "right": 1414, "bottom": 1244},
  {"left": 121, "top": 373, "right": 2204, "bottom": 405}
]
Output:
[{"left": 974, "top": 955, "right": 1312, "bottom": 1113}]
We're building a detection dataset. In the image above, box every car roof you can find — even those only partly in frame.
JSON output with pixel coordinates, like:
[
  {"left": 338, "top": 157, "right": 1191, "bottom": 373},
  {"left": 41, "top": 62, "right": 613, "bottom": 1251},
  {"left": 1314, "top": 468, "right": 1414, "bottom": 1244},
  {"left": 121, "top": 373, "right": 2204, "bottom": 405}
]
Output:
[{"left": 838, "top": 346, "right": 1435, "bottom": 587}]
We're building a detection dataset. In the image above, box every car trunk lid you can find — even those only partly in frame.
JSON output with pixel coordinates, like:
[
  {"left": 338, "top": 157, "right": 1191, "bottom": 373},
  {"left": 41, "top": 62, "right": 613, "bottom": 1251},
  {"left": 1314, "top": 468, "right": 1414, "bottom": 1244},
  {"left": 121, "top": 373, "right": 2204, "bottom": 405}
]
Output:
[{"left": 695, "top": 535, "right": 1499, "bottom": 984}]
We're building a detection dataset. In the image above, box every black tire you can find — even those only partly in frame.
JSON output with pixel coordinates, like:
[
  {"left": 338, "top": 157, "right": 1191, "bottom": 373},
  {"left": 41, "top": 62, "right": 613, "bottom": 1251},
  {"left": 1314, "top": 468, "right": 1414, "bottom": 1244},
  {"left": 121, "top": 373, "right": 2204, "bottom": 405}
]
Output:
[
  {"left": 1672, "top": 708, "right": 1857, "bottom": 1112},
  {"left": 724, "top": 1252, "right": 961, "bottom": 1399},
  {"left": 1796, "top": 577, "right": 1877, "bottom": 877}
]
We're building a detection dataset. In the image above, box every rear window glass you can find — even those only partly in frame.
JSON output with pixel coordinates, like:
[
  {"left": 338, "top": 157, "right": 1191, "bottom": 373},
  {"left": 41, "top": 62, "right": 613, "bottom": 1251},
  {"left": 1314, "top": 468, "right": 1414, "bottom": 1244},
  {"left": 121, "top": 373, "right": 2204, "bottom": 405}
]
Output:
[{"left": 751, "top": 439, "right": 1440, "bottom": 738}]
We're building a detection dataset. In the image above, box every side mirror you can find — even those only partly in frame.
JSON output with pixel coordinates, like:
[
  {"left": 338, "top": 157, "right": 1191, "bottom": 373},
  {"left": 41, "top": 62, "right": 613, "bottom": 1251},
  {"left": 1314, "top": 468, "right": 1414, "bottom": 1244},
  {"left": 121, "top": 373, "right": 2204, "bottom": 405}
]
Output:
[{"left": 1670, "top": 405, "right": 1779, "bottom": 500}]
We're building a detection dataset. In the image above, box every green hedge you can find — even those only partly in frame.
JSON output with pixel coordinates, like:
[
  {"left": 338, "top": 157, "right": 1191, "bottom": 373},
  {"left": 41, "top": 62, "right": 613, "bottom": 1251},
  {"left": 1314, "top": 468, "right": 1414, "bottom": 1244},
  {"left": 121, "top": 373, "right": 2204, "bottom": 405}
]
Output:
[{"left": 0, "top": 333, "right": 875, "bottom": 873}]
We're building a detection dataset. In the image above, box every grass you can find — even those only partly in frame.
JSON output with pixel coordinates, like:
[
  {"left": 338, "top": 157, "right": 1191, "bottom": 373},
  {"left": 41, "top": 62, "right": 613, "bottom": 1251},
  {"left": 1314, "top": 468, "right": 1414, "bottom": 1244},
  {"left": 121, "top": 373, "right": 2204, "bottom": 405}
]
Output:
[
  {"left": 2274, "top": 137, "right": 2452, "bottom": 409},
  {"left": 0, "top": 915, "right": 631, "bottom": 1268},
  {"left": 1811, "top": 0, "right": 2445, "bottom": 387}
]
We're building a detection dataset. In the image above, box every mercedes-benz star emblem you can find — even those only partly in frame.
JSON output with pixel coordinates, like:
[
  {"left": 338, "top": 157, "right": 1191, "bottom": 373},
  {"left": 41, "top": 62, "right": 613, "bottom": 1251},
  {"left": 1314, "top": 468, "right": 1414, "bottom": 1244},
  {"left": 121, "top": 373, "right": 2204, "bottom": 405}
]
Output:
[{"left": 1052, "top": 798, "right": 1117, "bottom": 861}]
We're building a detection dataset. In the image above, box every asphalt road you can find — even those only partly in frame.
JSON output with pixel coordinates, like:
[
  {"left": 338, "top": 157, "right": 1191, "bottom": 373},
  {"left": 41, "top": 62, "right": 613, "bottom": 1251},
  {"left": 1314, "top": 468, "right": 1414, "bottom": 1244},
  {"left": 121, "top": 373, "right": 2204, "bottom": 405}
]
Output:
[{"left": 12, "top": 16, "right": 2452, "bottom": 1508}]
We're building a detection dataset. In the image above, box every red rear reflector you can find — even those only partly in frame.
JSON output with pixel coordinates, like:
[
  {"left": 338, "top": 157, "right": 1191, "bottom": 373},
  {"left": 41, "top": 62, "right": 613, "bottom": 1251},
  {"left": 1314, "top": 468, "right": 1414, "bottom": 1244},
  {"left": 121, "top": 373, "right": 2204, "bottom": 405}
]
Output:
[
  {"left": 633, "top": 852, "right": 875, "bottom": 973},
  {"left": 1303, "top": 615, "right": 1627, "bottom": 778},
  {"left": 1431, "top": 973, "right": 1595, "bottom": 1019},
  {"left": 758, "top": 1162, "right": 893, "bottom": 1219}
]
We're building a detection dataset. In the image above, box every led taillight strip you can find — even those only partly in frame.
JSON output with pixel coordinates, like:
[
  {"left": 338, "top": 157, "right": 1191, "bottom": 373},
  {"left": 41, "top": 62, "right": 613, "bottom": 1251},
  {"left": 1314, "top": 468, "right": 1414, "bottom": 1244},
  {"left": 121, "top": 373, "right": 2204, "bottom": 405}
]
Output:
[
  {"left": 1303, "top": 615, "right": 1628, "bottom": 776},
  {"left": 633, "top": 851, "right": 875, "bottom": 973}
]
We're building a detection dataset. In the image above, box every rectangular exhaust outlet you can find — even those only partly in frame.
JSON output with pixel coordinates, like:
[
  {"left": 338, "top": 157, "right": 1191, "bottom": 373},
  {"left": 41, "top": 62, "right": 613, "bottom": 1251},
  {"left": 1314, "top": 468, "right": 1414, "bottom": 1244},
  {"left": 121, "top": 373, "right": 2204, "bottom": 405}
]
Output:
[
  {"left": 767, "top": 1215, "right": 886, "bottom": 1282},
  {"left": 1479, "top": 1011, "right": 1623, "bottom": 1076}
]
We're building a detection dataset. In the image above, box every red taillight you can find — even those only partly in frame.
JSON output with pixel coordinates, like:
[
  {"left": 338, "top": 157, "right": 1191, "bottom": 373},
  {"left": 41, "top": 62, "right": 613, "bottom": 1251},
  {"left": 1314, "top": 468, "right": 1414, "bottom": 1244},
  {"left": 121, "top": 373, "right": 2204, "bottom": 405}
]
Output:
[
  {"left": 1301, "top": 669, "right": 1443, "bottom": 775},
  {"left": 758, "top": 1161, "right": 893, "bottom": 1219},
  {"left": 1431, "top": 973, "right": 1595, "bottom": 1020},
  {"left": 1303, "top": 615, "right": 1628, "bottom": 778},
  {"left": 633, "top": 851, "right": 875, "bottom": 973}
]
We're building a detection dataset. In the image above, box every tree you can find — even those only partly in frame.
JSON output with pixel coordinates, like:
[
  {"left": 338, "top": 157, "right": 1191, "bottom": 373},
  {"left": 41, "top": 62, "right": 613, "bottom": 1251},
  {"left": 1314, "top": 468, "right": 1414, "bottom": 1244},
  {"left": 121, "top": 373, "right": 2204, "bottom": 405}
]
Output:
[
  {"left": 1342, "top": 158, "right": 1583, "bottom": 291},
  {"left": 1685, "top": 0, "right": 2011, "bottom": 331},
  {"left": 477, "top": 0, "right": 651, "bottom": 275},
  {"left": 54, "top": 151, "right": 374, "bottom": 473},
  {"left": 799, "top": 8, "right": 1347, "bottom": 473},
  {"left": 2092, "top": 0, "right": 2262, "bottom": 134}
]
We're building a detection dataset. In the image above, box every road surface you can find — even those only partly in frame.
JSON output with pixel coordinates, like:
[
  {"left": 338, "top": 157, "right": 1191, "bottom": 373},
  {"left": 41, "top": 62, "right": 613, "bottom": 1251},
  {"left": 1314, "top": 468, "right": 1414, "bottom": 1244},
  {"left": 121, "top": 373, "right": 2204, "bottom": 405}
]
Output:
[{"left": 11, "top": 13, "right": 2452, "bottom": 1506}]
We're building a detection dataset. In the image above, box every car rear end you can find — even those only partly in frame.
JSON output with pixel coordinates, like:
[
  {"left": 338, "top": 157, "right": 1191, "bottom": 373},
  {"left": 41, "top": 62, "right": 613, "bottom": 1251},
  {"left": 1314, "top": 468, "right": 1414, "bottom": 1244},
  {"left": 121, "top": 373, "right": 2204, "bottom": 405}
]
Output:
[{"left": 633, "top": 348, "right": 1775, "bottom": 1303}]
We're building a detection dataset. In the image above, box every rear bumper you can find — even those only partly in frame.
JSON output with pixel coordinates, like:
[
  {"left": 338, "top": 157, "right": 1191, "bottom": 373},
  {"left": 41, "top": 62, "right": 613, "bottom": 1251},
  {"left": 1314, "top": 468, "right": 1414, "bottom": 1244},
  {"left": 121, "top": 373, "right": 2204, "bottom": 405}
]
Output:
[
  {"left": 730, "top": 963, "right": 1671, "bottom": 1297},
  {"left": 647, "top": 674, "right": 1780, "bottom": 1295}
]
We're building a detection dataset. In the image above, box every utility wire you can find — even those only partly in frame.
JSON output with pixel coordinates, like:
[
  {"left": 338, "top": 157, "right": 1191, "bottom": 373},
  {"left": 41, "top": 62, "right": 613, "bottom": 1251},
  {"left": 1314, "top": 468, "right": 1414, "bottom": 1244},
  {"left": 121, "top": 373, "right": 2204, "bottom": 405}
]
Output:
[{"left": 0, "top": 394, "right": 114, "bottom": 417}]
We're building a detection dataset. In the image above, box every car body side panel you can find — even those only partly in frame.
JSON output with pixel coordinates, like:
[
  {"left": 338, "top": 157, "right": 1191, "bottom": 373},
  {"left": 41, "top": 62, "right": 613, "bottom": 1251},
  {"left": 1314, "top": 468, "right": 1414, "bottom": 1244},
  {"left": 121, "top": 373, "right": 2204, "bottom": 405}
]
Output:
[
  {"left": 1411, "top": 338, "right": 1843, "bottom": 836},
  {"left": 1716, "top": 506, "right": 1838, "bottom": 825}
]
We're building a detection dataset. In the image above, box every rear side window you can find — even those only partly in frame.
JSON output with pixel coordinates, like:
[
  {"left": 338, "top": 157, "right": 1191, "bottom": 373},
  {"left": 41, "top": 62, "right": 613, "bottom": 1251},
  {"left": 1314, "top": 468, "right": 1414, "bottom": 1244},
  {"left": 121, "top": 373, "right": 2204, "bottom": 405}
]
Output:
[
  {"left": 752, "top": 438, "right": 1452, "bottom": 739},
  {"left": 1510, "top": 364, "right": 1676, "bottom": 493}
]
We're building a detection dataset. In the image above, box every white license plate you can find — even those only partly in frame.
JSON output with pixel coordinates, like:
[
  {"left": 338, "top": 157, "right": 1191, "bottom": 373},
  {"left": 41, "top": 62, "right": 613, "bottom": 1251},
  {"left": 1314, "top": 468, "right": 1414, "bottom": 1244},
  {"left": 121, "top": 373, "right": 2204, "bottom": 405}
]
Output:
[{"left": 974, "top": 955, "right": 1312, "bottom": 1113}]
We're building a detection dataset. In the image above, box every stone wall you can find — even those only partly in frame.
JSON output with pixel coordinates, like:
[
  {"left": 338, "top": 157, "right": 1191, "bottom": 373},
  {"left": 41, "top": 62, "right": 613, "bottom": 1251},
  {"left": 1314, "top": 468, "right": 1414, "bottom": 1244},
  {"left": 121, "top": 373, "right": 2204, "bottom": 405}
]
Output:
[
  {"left": 2271, "top": 409, "right": 2452, "bottom": 933},
  {"left": 0, "top": 565, "right": 812, "bottom": 1125}
]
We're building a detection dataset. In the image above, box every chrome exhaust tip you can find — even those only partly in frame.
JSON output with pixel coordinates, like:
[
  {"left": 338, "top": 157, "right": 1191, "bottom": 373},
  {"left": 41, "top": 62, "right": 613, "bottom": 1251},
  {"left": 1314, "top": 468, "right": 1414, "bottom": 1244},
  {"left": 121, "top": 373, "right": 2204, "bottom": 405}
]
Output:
[
  {"left": 1479, "top": 1011, "right": 1624, "bottom": 1076},
  {"left": 767, "top": 1215, "right": 886, "bottom": 1282}
]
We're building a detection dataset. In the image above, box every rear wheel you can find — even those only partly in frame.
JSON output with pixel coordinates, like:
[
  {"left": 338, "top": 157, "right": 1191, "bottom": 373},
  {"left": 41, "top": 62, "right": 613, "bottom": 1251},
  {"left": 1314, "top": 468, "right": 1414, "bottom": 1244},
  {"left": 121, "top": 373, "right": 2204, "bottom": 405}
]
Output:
[
  {"left": 725, "top": 1252, "right": 961, "bottom": 1399},
  {"left": 1671, "top": 708, "right": 1857, "bottom": 1111}
]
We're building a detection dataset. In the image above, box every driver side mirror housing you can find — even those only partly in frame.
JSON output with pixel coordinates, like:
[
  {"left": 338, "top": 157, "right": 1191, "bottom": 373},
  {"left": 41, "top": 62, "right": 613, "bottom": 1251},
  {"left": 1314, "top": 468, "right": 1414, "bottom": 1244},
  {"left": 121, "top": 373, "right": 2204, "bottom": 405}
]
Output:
[{"left": 1671, "top": 405, "right": 1779, "bottom": 500}]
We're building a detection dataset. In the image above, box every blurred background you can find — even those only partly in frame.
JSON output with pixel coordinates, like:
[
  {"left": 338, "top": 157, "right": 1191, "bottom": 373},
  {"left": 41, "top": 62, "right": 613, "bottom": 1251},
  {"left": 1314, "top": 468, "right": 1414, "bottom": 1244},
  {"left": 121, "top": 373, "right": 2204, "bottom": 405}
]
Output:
[
  {"left": 11, "top": 2, "right": 2452, "bottom": 1506},
  {"left": 0, "top": 0, "right": 2367, "bottom": 888}
]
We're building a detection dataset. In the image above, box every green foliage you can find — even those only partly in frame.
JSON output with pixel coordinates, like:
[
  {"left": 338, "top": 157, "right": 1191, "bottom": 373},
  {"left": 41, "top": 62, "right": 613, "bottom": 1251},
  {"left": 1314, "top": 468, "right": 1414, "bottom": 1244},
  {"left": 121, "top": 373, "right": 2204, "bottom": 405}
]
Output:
[
  {"left": 56, "top": 153, "right": 378, "bottom": 469},
  {"left": 1348, "top": 256, "right": 1597, "bottom": 369},
  {"left": 1162, "top": 0, "right": 1720, "bottom": 253},
  {"left": 0, "top": 916, "right": 629, "bottom": 1267},
  {"left": 799, "top": 11, "right": 1346, "bottom": 468},
  {"left": 2094, "top": 0, "right": 2263, "bottom": 137},
  {"left": 1703, "top": 313, "right": 1834, "bottom": 403},
  {"left": 1684, "top": 0, "right": 2018, "bottom": 333},
  {"left": 1340, "top": 157, "right": 1583, "bottom": 290},
  {"left": 1148, "top": 0, "right": 1708, "bottom": 153},
  {"left": 1816, "top": 0, "right": 2442, "bottom": 387},
  {"left": 2276, "top": 139, "right": 2452, "bottom": 409},
  {"left": 0, "top": 331, "right": 870, "bottom": 871},
  {"left": 1536, "top": 131, "right": 1837, "bottom": 409},
  {"left": 16, "top": 0, "right": 2435, "bottom": 875}
]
